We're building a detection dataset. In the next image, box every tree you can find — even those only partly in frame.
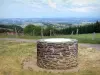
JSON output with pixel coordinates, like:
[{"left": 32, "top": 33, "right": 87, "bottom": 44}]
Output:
[
  {"left": 0, "top": 24, "right": 23, "bottom": 33},
  {"left": 24, "top": 24, "right": 35, "bottom": 35},
  {"left": 95, "top": 21, "right": 100, "bottom": 33},
  {"left": 44, "top": 25, "right": 54, "bottom": 36},
  {"left": 34, "top": 26, "right": 41, "bottom": 36},
  {"left": 55, "top": 21, "right": 100, "bottom": 35},
  {"left": 24, "top": 24, "right": 41, "bottom": 36},
  {"left": 8, "top": 25, "right": 23, "bottom": 33}
]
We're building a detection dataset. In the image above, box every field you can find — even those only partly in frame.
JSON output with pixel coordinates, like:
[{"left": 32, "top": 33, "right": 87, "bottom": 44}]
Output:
[
  {"left": 0, "top": 33, "right": 100, "bottom": 44},
  {"left": 0, "top": 40, "right": 100, "bottom": 75}
]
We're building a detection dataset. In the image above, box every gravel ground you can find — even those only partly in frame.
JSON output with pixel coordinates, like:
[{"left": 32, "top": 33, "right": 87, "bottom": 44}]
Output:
[{"left": 79, "top": 43, "right": 100, "bottom": 51}]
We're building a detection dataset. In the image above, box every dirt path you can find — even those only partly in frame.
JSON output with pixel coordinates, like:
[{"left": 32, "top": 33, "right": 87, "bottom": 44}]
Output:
[
  {"left": 0, "top": 38, "right": 37, "bottom": 43},
  {"left": 0, "top": 38, "right": 100, "bottom": 50},
  {"left": 79, "top": 43, "right": 100, "bottom": 51}
]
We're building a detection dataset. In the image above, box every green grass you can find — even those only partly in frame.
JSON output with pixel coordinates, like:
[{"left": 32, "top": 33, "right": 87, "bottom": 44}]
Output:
[
  {"left": 0, "top": 33, "right": 100, "bottom": 44},
  {"left": 0, "top": 40, "right": 100, "bottom": 75}
]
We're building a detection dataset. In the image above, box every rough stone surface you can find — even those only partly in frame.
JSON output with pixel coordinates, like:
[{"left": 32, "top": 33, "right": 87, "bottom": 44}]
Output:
[{"left": 37, "top": 38, "right": 78, "bottom": 70}]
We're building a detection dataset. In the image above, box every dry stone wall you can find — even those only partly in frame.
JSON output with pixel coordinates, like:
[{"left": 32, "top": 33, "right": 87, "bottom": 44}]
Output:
[{"left": 37, "top": 38, "right": 78, "bottom": 70}]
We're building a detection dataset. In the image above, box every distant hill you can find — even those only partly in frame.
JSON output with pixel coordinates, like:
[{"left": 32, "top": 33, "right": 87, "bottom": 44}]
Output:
[
  {"left": 0, "top": 18, "right": 100, "bottom": 25},
  {"left": 0, "top": 24, "right": 23, "bottom": 33}
]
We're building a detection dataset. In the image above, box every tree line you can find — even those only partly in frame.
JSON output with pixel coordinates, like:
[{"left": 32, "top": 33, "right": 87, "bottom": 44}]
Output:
[
  {"left": 57, "top": 21, "right": 100, "bottom": 35},
  {"left": 0, "top": 21, "right": 100, "bottom": 36},
  {"left": 24, "top": 21, "right": 100, "bottom": 36},
  {"left": 24, "top": 24, "right": 55, "bottom": 36}
]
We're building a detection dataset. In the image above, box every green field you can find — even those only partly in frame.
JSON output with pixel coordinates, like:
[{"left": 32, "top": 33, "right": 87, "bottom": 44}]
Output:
[
  {"left": 0, "top": 33, "right": 100, "bottom": 44},
  {"left": 0, "top": 40, "right": 100, "bottom": 75}
]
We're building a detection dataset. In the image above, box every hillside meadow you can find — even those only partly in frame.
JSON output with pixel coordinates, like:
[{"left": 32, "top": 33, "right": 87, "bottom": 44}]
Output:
[{"left": 0, "top": 40, "right": 100, "bottom": 75}]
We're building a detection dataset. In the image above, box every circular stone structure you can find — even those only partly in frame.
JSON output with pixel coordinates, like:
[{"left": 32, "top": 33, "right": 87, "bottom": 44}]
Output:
[{"left": 37, "top": 38, "right": 78, "bottom": 70}]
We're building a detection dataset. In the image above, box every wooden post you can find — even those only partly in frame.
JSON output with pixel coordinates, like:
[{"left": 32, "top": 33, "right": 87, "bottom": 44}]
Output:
[
  {"left": 33, "top": 30, "right": 34, "bottom": 36},
  {"left": 50, "top": 30, "right": 52, "bottom": 36},
  {"left": 76, "top": 29, "right": 79, "bottom": 35},
  {"left": 92, "top": 32, "right": 95, "bottom": 40},
  {"left": 53, "top": 26, "right": 55, "bottom": 36},
  {"left": 15, "top": 27, "right": 18, "bottom": 38},
  {"left": 41, "top": 26, "right": 43, "bottom": 38},
  {"left": 70, "top": 31, "right": 73, "bottom": 38},
  {"left": 71, "top": 31, "right": 73, "bottom": 35}
]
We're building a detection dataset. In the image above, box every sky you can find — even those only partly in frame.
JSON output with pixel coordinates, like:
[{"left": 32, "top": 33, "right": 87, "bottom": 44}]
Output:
[{"left": 0, "top": 0, "right": 100, "bottom": 18}]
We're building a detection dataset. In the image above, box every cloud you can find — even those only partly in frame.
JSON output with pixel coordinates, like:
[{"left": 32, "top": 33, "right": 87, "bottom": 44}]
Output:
[
  {"left": 12, "top": 0, "right": 46, "bottom": 12},
  {"left": 68, "top": 6, "right": 100, "bottom": 13},
  {"left": 69, "top": 7, "right": 89, "bottom": 12},
  {"left": 48, "top": 0, "right": 57, "bottom": 9},
  {"left": 0, "top": 0, "right": 100, "bottom": 18},
  {"left": 47, "top": 0, "right": 100, "bottom": 13},
  {"left": 14, "top": 0, "right": 47, "bottom": 9},
  {"left": 8, "top": 0, "right": 100, "bottom": 13},
  {"left": 62, "top": 0, "right": 100, "bottom": 6}
]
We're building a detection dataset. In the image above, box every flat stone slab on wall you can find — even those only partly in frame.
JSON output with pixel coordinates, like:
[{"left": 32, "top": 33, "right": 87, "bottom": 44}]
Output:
[{"left": 37, "top": 38, "right": 78, "bottom": 70}]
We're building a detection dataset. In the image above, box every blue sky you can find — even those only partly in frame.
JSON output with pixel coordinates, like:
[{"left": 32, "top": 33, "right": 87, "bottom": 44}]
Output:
[{"left": 0, "top": 0, "right": 100, "bottom": 18}]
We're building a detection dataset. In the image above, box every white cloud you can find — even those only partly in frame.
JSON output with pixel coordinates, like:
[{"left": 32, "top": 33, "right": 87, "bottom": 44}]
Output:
[
  {"left": 14, "top": 0, "right": 43, "bottom": 8},
  {"left": 7, "top": 0, "right": 100, "bottom": 13},
  {"left": 69, "top": 6, "right": 100, "bottom": 13},
  {"left": 64, "top": 0, "right": 100, "bottom": 6},
  {"left": 48, "top": 0, "right": 57, "bottom": 9},
  {"left": 69, "top": 7, "right": 89, "bottom": 12},
  {"left": 47, "top": 0, "right": 100, "bottom": 13}
]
